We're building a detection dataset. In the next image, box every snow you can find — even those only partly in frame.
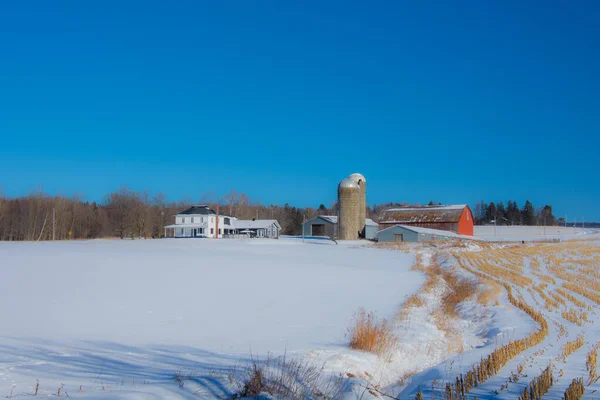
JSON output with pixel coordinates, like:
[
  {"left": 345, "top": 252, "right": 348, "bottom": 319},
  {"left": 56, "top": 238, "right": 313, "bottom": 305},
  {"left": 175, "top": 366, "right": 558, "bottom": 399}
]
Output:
[
  {"left": 474, "top": 225, "right": 598, "bottom": 241},
  {"left": 399, "top": 240, "right": 600, "bottom": 400},
  {"left": 3, "top": 237, "right": 597, "bottom": 399},
  {"left": 0, "top": 238, "right": 422, "bottom": 398},
  {"left": 385, "top": 204, "right": 467, "bottom": 212}
]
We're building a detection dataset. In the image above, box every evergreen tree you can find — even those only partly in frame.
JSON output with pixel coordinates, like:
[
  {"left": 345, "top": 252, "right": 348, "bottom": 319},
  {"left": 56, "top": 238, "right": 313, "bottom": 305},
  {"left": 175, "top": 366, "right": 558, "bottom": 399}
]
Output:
[
  {"left": 521, "top": 200, "right": 535, "bottom": 226},
  {"left": 507, "top": 200, "right": 520, "bottom": 225},
  {"left": 317, "top": 204, "right": 327, "bottom": 215},
  {"left": 488, "top": 202, "right": 497, "bottom": 223},
  {"left": 540, "top": 205, "right": 557, "bottom": 226},
  {"left": 481, "top": 202, "right": 489, "bottom": 223},
  {"left": 497, "top": 202, "right": 507, "bottom": 225}
]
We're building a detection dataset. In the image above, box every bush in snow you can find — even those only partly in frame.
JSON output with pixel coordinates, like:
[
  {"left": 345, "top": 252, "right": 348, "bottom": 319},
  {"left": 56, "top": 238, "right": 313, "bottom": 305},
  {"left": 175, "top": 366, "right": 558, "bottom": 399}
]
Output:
[{"left": 348, "top": 308, "right": 397, "bottom": 356}]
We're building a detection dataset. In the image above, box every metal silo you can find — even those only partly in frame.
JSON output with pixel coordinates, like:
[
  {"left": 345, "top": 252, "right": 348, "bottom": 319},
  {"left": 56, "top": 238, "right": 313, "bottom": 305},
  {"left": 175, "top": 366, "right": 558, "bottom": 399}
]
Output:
[
  {"left": 348, "top": 173, "right": 367, "bottom": 238},
  {"left": 338, "top": 178, "right": 360, "bottom": 240}
]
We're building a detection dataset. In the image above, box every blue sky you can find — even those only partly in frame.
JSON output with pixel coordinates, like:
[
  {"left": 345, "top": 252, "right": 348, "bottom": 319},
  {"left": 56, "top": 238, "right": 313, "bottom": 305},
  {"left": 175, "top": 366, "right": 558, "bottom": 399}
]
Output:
[{"left": 1, "top": 1, "right": 598, "bottom": 220}]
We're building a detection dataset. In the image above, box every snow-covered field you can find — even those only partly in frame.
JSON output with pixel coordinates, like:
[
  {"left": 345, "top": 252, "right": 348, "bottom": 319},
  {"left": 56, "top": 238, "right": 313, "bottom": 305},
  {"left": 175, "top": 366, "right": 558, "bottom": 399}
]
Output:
[
  {"left": 2, "top": 236, "right": 599, "bottom": 399},
  {"left": 0, "top": 238, "right": 426, "bottom": 398},
  {"left": 474, "top": 225, "right": 598, "bottom": 241}
]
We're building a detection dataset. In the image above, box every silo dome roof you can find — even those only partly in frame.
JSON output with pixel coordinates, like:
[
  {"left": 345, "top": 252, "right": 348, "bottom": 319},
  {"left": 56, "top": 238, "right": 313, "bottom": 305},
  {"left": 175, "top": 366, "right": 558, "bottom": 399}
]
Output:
[
  {"left": 348, "top": 173, "right": 366, "bottom": 183},
  {"left": 339, "top": 177, "right": 360, "bottom": 189}
]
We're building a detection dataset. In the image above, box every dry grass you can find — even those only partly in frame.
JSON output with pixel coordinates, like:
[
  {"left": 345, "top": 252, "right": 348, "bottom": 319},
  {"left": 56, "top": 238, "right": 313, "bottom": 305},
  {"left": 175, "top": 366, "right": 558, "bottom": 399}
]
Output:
[
  {"left": 556, "top": 288, "right": 588, "bottom": 309},
  {"left": 553, "top": 320, "right": 569, "bottom": 340},
  {"left": 563, "top": 282, "right": 600, "bottom": 306},
  {"left": 532, "top": 284, "right": 560, "bottom": 311},
  {"left": 440, "top": 242, "right": 600, "bottom": 400},
  {"left": 232, "top": 355, "right": 343, "bottom": 400},
  {"left": 563, "top": 378, "right": 585, "bottom": 400},
  {"left": 557, "top": 335, "right": 585, "bottom": 363},
  {"left": 517, "top": 363, "right": 554, "bottom": 400},
  {"left": 441, "top": 274, "right": 478, "bottom": 316},
  {"left": 586, "top": 342, "right": 600, "bottom": 386},
  {"left": 477, "top": 279, "right": 503, "bottom": 306},
  {"left": 437, "top": 254, "right": 550, "bottom": 400},
  {"left": 458, "top": 252, "right": 533, "bottom": 288},
  {"left": 532, "top": 271, "right": 556, "bottom": 285},
  {"left": 348, "top": 308, "right": 397, "bottom": 356},
  {"left": 549, "top": 291, "right": 566, "bottom": 307},
  {"left": 412, "top": 256, "right": 478, "bottom": 316},
  {"left": 428, "top": 273, "right": 549, "bottom": 400},
  {"left": 562, "top": 308, "right": 589, "bottom": 327},
  {"left": 404, "top": 253, "right": 478, "bottom": 358}
]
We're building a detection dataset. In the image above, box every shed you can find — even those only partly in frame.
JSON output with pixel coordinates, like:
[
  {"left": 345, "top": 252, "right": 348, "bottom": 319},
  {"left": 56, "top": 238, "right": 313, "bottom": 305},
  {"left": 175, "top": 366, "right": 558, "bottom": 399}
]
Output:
[
  {"left": 302, "top": 216, "right": 338, "bottom": 238},
  {"left": 378, "top": 205, "right": 474, "bottom": 236},
  {"left": 365, "top": 219, "right": 378, "bottom": 240},
  {"left": 377, "top": 225, "right": 461, "bottom": 242},
  {"left": 235, "top": 220, "right": 281, "bottom": 239}
]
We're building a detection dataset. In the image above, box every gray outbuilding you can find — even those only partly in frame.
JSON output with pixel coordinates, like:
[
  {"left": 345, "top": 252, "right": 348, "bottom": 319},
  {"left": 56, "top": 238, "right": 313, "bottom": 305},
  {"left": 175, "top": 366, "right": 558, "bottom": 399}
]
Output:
[
  {"left": 302, "top": 216, "right": 338, "bottom": 238},
  {"left": 377, "top": 224, "right": 461, "bottom": 243},
  {"left": 302, "top": 215, "right": 378, "bottom": 240},
  {"left": 365, "top": 219, "right": 378, "bottom": 240}
]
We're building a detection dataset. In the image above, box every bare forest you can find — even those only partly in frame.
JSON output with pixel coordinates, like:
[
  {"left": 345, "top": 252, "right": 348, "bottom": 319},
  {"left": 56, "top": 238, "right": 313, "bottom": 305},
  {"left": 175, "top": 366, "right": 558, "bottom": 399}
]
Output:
[{"left": 0, "top": 188, "right": 343, "bottom": 241}]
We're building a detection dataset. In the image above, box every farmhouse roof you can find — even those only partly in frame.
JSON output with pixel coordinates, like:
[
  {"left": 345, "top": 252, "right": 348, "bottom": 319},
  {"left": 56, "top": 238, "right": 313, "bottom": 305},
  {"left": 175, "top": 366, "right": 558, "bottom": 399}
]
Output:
[
  {"left": 177, "top": 205, "right": 216, "bottom": 215},
  {"left": 379, "top": 205, "right": 468, "bottom": 224}
]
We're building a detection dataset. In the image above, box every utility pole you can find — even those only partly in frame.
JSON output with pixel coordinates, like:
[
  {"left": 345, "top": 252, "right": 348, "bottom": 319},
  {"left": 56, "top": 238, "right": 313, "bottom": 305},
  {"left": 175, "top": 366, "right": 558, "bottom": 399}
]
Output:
[{"left": 52, "top": 208, "right": 55, "bottom": 241}]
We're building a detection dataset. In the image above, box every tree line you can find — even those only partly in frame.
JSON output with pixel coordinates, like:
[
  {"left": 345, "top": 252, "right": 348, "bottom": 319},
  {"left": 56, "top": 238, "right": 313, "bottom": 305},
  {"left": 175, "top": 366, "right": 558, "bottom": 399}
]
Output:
[
  {"left": 473, "top": 200, "right": 558, "bottom": 226},
  {"left": 0, "top": 189, "right": 565, "bottom": 241},
  {"left": 0, "top": 188, "right": 326, "bottom": 241}
]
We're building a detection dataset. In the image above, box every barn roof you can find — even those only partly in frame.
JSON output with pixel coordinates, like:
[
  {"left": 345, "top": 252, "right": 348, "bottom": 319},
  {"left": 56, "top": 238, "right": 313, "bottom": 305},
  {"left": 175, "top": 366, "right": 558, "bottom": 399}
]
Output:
[
  {"left": 377, "top": 224, "right": 462, "bottom": 237},
  {"left": 379, "top": 205, "right": 468, "bottom": 224}
]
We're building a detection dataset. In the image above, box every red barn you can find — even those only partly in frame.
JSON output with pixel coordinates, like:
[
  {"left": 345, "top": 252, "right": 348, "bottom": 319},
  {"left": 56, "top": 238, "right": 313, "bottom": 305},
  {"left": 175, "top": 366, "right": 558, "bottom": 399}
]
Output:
[{"left": 378, "top": 205, "right": 474, "bottom": 236}]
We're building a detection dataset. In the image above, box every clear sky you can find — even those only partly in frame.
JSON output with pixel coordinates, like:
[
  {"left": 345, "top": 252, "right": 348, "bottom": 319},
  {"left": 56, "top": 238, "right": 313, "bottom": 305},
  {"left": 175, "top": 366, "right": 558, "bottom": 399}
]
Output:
[{"left": 1, "top": 1, "right": 598, "bottom": 221}]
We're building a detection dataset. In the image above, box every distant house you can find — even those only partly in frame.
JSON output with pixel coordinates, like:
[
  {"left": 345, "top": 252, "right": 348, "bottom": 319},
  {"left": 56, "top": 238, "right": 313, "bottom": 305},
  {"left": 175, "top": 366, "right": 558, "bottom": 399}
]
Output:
[
  {"left": 302, "top": 215, "right": 378, "bottom": 240},
  {"left": 377, "top": 225, "right": 462, "bottom": 243},
  {"left": 163, "top": 205, "right": 280, "bottom": 239},
  {"left": 163, "top": 205, "right": 237, "bottom": 238},
  {"left": 378, "top": 205, "right": 474, "bottom": 236},
  {"left": 234, "top": 219, "right": 281, "bottom": 239}
]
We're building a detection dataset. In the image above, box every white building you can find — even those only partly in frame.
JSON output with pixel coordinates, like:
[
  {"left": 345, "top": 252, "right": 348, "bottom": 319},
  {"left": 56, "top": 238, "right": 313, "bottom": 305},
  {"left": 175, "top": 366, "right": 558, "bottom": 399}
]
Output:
[
  {"left": 163, "top": 205, "right": 237, "bottom": 238},
  {"left": 234, "top": 219, "right": 281, "bottom": 239},
  {"left": 163, "top": 205, "right": 281, "bottom": 239}
]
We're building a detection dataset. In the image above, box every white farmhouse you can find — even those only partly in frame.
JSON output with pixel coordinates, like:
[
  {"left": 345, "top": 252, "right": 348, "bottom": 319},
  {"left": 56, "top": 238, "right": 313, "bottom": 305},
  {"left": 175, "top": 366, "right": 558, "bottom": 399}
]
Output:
[
  {"left": 163, "top": 205, "right": 281, "bottom": 239},
  {"left": 163, "top": 205, "right": 237, "bottom": 238}
]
